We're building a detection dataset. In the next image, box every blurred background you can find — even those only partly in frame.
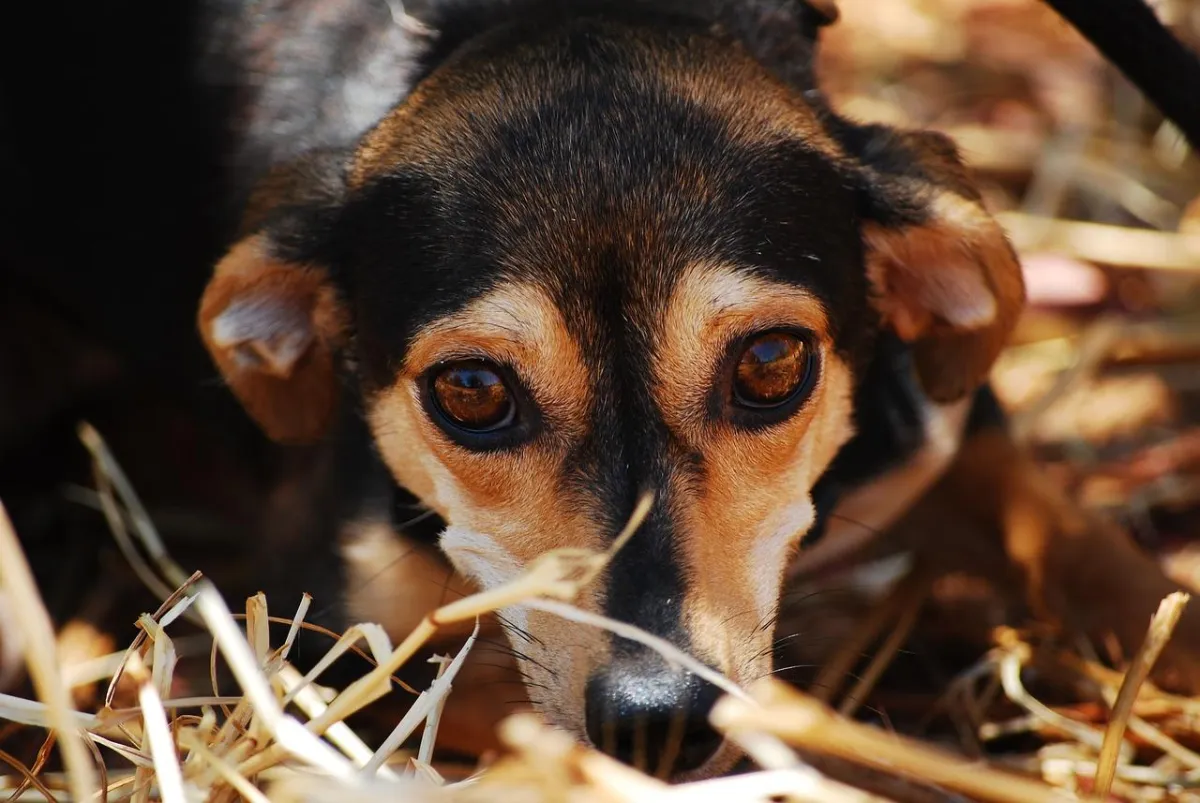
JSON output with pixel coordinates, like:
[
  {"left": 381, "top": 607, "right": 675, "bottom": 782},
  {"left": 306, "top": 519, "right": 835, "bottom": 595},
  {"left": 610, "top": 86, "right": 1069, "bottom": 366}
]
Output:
[
  {"left": 818, "top": 0, "right": 1200, "bottom": 579},
  {"left": 2, "top": 0, "right": 1200, "bottom": 798}
]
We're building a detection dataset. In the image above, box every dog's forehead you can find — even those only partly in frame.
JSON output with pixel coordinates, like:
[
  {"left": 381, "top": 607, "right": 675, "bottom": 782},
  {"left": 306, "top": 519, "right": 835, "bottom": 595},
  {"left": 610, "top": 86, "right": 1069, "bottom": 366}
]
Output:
[
  {"left": 350, "top": 15, "right": 839, "bottom": 181},
  {"left": 338, "top": 15, "right": 868, "bottom": 381}
]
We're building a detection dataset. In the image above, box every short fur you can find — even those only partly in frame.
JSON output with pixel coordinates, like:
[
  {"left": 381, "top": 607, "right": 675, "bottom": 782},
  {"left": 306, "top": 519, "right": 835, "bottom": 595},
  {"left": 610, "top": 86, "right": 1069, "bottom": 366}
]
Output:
[{"left": 189, "top": 0, "right": 1200, "bottom": 782}]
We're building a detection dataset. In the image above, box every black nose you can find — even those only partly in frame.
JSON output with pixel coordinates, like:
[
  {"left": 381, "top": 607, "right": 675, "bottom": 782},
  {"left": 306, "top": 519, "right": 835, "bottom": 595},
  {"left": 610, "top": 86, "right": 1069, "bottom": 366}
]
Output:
[{"left": 584, "top": 665, "right": 724, "bottom": 776}]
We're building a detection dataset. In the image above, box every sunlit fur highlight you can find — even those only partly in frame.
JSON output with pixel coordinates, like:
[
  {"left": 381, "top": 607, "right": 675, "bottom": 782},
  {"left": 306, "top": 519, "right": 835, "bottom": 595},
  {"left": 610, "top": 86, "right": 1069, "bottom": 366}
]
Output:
[
  {"left": 652, "top": 263, "right": 856, "bottom": 684},
  {"left": 366, "top": 282, "right": 608, "bottom": 732}
]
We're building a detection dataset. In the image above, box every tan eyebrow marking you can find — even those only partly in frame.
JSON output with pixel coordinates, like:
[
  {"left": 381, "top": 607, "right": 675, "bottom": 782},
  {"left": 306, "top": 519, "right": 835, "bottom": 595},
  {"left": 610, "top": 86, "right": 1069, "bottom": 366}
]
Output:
[
  {"left": 399, "top": 282, "right": 592, "bottom": 438},
  {"left": 653, "top": 262, "right": 831, "bottom": 434}
]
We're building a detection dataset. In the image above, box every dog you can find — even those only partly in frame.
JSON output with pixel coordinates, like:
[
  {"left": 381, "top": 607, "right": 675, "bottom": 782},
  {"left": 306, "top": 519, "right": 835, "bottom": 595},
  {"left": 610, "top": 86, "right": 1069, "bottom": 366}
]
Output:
[{"left": 188, "top": 0, "right": 1200, "bottom": 781}]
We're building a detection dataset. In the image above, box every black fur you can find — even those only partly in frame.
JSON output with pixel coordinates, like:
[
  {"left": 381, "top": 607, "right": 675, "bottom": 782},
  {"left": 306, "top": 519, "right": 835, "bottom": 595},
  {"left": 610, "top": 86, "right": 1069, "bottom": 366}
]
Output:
[
  {"left": 414, "top": 0, "right": 832, "bottom": 90},
  {"left": 7, "top": 0, "right": 1197, "bottom": 773},
  {"left": 308, "top": 16, "right": 873, "bottom": 642}
]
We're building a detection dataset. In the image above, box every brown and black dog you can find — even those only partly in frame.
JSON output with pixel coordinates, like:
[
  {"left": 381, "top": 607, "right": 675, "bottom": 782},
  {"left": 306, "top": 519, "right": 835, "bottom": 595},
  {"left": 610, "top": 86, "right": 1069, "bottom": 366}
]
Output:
[{"left": 25, "top": 0, "right": 1186, "bottom": 782}]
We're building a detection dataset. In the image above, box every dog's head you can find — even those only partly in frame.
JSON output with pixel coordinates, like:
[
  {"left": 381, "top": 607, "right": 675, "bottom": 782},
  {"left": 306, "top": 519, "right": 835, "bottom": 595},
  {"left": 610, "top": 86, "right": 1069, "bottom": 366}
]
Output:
[{"left": 198, "top": 0, "right": 1023, "bottom": 779}]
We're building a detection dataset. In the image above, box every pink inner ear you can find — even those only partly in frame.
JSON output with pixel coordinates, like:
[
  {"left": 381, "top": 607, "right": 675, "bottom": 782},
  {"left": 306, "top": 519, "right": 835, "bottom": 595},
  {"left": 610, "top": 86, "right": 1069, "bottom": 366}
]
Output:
[
  {"left": 912, "top": 260, "right": 998, "bottom": 330},
  {"left": 873, "top": 254, "right": 999, "bottom": 343},
  {"left": 210, "top": 296, "right": 315, "bottom": 379},
  {"left": 865, "top": 209, "right": 1005, "bottom": 343}
]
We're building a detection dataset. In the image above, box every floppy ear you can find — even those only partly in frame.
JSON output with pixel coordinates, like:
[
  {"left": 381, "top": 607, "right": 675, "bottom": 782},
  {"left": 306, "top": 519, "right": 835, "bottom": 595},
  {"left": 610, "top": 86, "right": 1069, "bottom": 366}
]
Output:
[
  {"left": 197, "top": 151, "right": 350, "bottom": 444},
  {"left": 847, "top": 124, "right": 1025, "bottom": 403}
]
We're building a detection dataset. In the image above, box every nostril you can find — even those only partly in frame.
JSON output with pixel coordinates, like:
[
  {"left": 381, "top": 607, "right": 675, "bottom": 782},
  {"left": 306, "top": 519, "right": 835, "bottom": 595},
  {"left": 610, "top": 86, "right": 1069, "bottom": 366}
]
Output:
[
  {"left": 674, "top": 677, "right": 723, "bottom": 773},
  {"left": 584, "top": 669, "right": 725, "bottom": 777},
  {"left": 583, "top": 678, "right": 618, "bottom": 758},
  {"left": 674, "top": 716, "right": 724, "bottom": 774}
]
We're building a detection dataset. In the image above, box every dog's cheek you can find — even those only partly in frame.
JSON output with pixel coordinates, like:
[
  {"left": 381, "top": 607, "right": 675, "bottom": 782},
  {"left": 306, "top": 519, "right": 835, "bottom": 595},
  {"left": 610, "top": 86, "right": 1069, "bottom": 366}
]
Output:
[
  {"left": 748, "top": 498, "right": 818, "bottom": 617},
  {"left": 341, "top": 520, "right": 481, "bottom": 640},
  {"left": 440, "top": 526, "right": 525, "bottom": 588},
  {"left": 439, "top": 525, "right": 533, "bottom": 639},
  {"left": 367, "top": 384, "right": 460, "bottom": 517},
  {"left": 511, "top": 610, "right": 607, "bottom": 737},
  {"left": 677, "top": 355, "right": 856, "bottom": 680}
]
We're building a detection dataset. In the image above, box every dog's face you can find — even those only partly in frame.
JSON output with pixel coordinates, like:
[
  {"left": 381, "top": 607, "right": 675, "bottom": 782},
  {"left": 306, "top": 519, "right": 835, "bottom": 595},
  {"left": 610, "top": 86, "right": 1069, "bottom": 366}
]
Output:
[{"left": 198, "top": 7, "right": 1023, "bottom": 780}]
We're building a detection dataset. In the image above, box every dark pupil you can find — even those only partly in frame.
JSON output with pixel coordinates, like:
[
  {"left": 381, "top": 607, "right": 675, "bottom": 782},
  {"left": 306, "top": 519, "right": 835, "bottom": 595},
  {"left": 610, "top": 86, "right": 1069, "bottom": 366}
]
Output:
[
  {"left": 735, "top": 334, "right": 806, "bottom": 406},
  {"left": 434, "top": 364, "right": 512, "bottom": 429}
]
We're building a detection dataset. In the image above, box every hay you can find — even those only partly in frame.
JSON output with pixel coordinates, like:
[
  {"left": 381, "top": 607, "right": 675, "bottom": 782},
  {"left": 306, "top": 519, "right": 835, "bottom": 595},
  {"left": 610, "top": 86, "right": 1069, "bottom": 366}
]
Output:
[
  {"left": 0, "top": 422, "right": 1111, "bottom": 803},
  {"left": 1093, "top": 593, "right": 1190, "bottom": 799},
  {"left": 5, "top": 2, "right": 1200, "bottom": 800},
  {"left": 2, "top": 422, "right": 1194, "bottom": 803}
]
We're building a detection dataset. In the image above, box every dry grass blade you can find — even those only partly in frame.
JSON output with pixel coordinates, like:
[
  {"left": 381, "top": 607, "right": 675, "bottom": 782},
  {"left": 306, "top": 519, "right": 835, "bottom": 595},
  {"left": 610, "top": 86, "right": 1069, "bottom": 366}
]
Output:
[
  {"left": 361, "top": 621, "right": 480, "bottom": 775},
  {"left": 416, "top": 656, "right": 452, "bottom": 768},
  {"left": 811, "top": 565, "right": 929, "bottom": 706},
  {"left": 1093, "top": 592, "right": 1191, "bottom": 800},
  {"left": 837, "top": 568, "right": 929, "bottom": 717},
  {"left": 77, "top": 423, "right": 192, "bottom": 591},
  {"left": 995, "top": 637, "right": 1107, "bottom": 752},
  {"left": 193, "top": 581, "right": 360, "bottom": 782},
  {"left": 0, "top": 500, "right": 100, "bottom": 803},
  {"left": 711, "top": 678, "right": 1072, "bottom": 803},
  {"left": 273, "top": 664, "right": 399, "bottom": 779},
  {"left": 176, "top": 731, "right": 271, "bottom": 803},
  {"left": 277, "top": 622, "right": 396, "bottom": 709},
  {"left": 125, "top": 652, "right": 188, "bottom": 803},
  {"left": 105, "top": 573, "right": 202, "bottom": 710},
  {"left": 998, "top": 212, "right": 1200, "bottom": 271},
  {"left": 0, "top": 694, "right": 99, "bottom": 730},
  {"left": 275, "top": 593, "right": 312, "bottom": 666},
  {"left": 0, "top": 745, "right": 58, "bottom": 803}
]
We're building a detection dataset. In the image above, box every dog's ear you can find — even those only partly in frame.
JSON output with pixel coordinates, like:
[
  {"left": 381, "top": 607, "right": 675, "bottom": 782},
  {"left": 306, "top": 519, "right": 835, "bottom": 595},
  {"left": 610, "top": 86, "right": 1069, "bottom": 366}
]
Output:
[
  {"left": 844, "top": 124, "right": 1025, "bottom": 403},
  {"left": 198, "top": 151, "right": 350, "bottom": 444},
  {"left": 717, "top": 0, "right": 840, "bottom": 89}
]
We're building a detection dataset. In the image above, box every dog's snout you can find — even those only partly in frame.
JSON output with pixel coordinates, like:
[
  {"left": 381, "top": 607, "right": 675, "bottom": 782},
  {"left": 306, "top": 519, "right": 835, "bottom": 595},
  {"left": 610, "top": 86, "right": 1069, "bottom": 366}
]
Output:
[{"left": 584, "top": 665, "right": 724, "bottom": 776}]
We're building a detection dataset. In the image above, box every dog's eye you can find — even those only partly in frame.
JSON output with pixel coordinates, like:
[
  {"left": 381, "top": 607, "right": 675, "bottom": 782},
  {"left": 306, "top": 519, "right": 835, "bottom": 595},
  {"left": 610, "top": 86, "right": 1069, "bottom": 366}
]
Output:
[
  {"left": 430, "top": 360, "right": 517, "bottom": 432},
  {"left": 733, "top": 332, "right": 813, "bottom": 409}
]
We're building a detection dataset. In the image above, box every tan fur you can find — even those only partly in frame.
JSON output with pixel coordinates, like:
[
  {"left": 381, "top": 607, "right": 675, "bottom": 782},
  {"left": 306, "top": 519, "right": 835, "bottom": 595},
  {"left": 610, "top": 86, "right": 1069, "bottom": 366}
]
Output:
[
  {"left": 365, "top": 282, "right": 612, "bottom": 730},
  {"left": 340, "top": 520, "right": 482, "bottom": 638},
  {"left": 864, "top": 182, "right": 1026, "bottom": 404},
  {"left": 869, "top": 427, "right": 1200, "bottom": 695},
  {"left": 338, "top": 519, "right": 525, "bottom": 758},
  {"left": 653, "top": 264, "right": 856, "bottom": 682},
  {"left": 197, "top": 235, "right": 348, "bottom": 443}
]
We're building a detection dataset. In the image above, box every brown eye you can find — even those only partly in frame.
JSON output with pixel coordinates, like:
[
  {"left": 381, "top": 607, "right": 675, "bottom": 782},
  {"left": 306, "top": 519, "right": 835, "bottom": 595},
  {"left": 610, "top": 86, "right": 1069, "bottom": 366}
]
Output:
[
  {"left": 431, "top": 360, "right": 516, "bottom": 432},
  {"left": 733, "top": 332, "right": 813, "bottom": 409}
]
